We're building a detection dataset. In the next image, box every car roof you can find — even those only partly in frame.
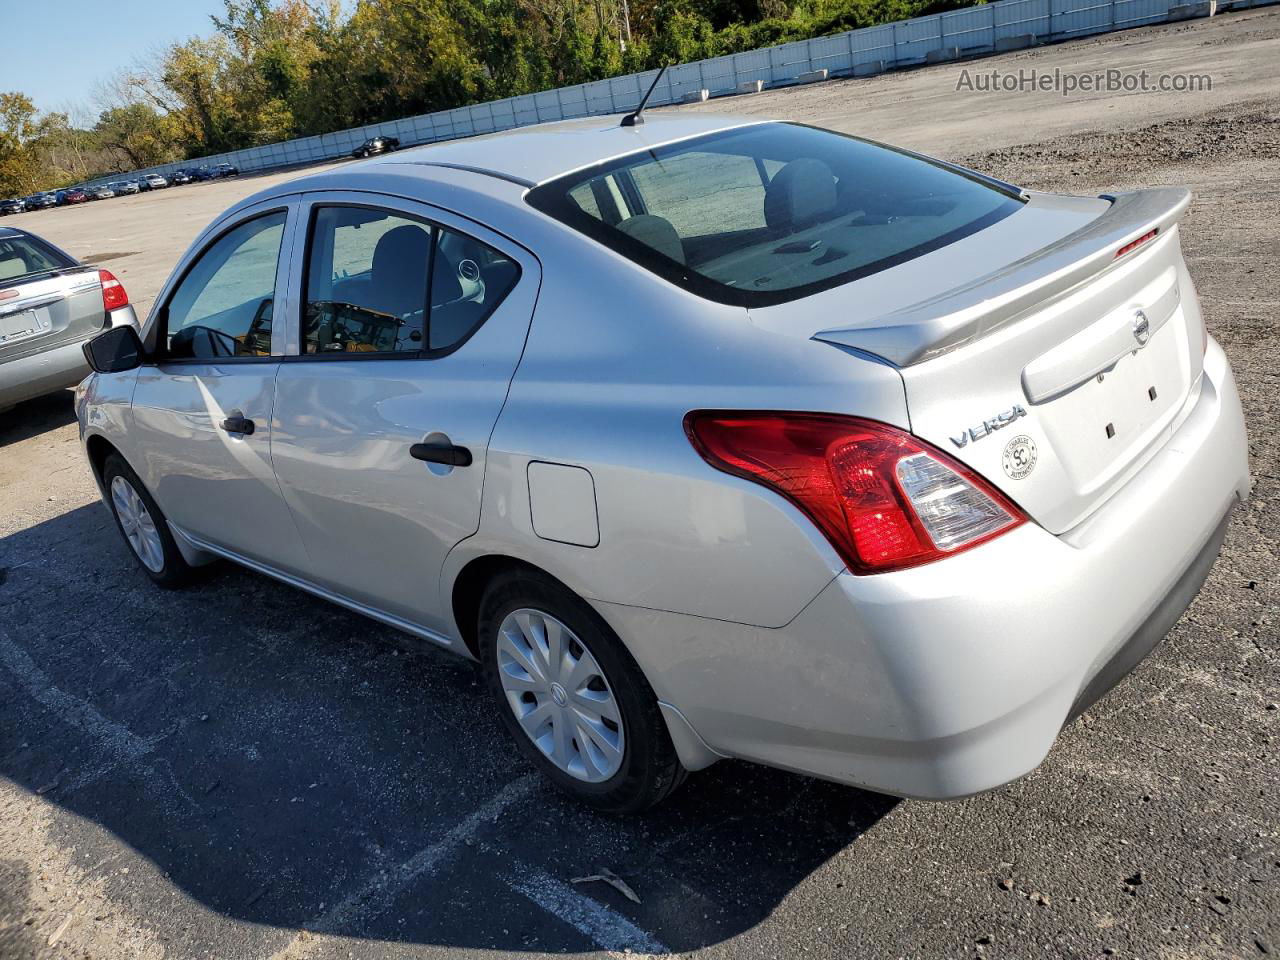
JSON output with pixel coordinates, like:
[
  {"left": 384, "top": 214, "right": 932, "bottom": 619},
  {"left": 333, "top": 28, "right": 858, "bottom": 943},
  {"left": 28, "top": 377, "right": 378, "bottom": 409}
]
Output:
[{"left": 363, "top": 113, "right": 770, "bottom": 187}]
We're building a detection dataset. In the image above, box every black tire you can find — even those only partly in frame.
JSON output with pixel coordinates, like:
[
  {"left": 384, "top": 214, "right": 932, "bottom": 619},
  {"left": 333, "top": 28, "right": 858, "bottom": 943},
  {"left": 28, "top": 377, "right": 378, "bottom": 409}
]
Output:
[
  {"left": 101, "top": 453, "right": 194, "bottom": 589},
  {"left": 479, "top": 569, "right": 687, "bottom": 813}
]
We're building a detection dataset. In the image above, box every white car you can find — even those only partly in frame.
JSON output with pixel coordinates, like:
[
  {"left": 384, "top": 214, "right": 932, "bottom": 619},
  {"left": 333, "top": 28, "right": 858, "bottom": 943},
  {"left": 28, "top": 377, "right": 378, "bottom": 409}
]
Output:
[
  {"left": 76, "top": 114, "right": 1250, "bottom": 811},
  {"left": 142, "top": 174, "right": 169, "bottom": 190}
]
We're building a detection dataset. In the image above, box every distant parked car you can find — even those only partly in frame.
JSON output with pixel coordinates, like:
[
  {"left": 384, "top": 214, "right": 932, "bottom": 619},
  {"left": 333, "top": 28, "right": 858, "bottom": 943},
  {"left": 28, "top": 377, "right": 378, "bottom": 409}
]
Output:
[
  {"left": 85, "top": 185, "right": 115, "bottom": 200},
  {"left": 109, "top": 180, "right": 140, "bottom": 195},
  {"left": 0, "top": 226, "right": 138, "bottom": 411},
  {"left": 0, "top": 198, "right": 24, "bottom": 215},
  {"left": 353, "top": 135, "right": 400, "bottom": 158},
  {"left": 24, "top": 192, "right": 57, "bottom": 210},
  {"left": 56, "top": 188, "right": 88, "bottom": 206},
  {"left": 211, "top": 162, "right": 240, "bottom": 178},
  {"left": 170, "top": 169, "right": 195, "bottom": 185},
  {"left": 142, "top": 174, "right": 169, "bottom": 190}
]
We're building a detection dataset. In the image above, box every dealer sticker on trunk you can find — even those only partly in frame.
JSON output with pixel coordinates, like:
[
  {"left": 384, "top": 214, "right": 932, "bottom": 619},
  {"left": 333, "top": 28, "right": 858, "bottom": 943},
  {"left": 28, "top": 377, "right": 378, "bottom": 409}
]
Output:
[{"left": 1002, "top": 435, "right": 1038, "bottom": 480}]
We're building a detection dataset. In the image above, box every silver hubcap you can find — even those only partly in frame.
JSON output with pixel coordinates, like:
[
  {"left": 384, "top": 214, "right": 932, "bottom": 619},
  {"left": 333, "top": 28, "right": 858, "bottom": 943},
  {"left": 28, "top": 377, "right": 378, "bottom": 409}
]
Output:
[
  {"left": 110, "top": 475, "right": 165, "bottom": 573},
  {"left": 496, "top": 608, "right": 625, "bottom": 783}
]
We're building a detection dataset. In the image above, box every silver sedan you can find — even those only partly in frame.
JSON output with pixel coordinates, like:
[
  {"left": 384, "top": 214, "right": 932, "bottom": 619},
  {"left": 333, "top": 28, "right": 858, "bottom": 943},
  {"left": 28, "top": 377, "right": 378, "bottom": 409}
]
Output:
[
  {"left": 76, "top": 114, "right": 1250, "bottom": 811},
  {"left": 1, "top": 227, "right": 138, "bottom": 412}
]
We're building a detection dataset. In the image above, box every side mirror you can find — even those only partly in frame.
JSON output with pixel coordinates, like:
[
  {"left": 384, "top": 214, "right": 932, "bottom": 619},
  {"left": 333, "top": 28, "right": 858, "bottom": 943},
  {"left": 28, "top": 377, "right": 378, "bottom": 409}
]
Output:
[{"left": 83, "top": 324, "right": 144, "bottom": 373}]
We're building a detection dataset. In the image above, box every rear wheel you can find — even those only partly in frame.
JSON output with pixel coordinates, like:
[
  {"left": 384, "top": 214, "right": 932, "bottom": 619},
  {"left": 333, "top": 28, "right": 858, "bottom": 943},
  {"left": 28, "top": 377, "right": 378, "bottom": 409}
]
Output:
[
  {"left": 479, "top": 569, "right": 686, "bottom": 812},
  {"left": 102, "top": 454, "right": 193, "bottom": 588}
]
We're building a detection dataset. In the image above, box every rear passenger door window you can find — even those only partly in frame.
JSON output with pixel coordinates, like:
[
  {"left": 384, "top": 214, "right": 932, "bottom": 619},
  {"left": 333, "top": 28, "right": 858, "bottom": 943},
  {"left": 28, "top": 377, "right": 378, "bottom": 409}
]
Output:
[
  {"left": 304, "top": 207, "right": 432, "bottom": 354},
  {"left": 302, "top": 206, "right": 521, "bottom": 356},
  {"left": 430, "top": 225, "right": 521, "bottom": 352}
]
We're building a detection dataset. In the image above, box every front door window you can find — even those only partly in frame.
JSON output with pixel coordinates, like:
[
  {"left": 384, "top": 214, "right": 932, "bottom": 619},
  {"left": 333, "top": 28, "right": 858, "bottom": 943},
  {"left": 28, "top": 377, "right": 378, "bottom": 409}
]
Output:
[{"left": 165, "top": 212, "right": 287, "bottom": 360}]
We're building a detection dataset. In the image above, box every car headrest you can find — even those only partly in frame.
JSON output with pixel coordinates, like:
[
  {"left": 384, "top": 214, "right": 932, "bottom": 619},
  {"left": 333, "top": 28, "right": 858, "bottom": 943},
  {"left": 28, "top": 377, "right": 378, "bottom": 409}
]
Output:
[
  {"left": 0, "top": 255, "right": 28, "bottom": 281},
  {"left": 616, "top": 214, "right": 686, "bottom": 265},
  {"left": 764, "top": 158, "right": 838, "bottom": 232},
  {"left": 431, "top": 251, "right": 464, "bottom": 306},
  {"left": 370, "top": 224, "right": 431, "bottom": 316}
]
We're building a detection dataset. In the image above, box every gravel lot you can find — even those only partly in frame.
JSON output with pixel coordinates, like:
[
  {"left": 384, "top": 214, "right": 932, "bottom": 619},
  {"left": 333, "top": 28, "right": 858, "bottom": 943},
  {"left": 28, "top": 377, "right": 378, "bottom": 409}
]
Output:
[{"left": 2, "top": 9, "right": 1278, "bottom": 959}]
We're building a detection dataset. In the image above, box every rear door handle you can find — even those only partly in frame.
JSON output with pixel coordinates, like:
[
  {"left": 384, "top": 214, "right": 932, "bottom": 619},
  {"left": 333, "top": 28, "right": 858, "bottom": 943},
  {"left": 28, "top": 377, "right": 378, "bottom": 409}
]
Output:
[
  {"left": 220, "top": 415, "right": 256, "bottom": 436},
  {"left": 410, "top": 442, "right": 472, "bottom": 467}
]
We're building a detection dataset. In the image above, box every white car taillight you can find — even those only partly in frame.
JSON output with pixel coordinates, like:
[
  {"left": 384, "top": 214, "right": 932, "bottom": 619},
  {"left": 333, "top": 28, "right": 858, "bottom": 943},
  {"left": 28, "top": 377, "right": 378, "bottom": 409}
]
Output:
[{"left": 894, "top": 453, "right": 1019, "bottom": 551}]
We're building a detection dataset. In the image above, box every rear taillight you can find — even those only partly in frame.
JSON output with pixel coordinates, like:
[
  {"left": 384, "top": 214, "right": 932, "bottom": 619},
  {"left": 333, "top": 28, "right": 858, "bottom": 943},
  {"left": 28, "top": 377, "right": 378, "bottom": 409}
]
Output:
[
  {"left": 99, "top": 269, "right": 129, "bottom": 312},
  {"left": 684, "top": 412, "right": 1026, "bottom": 575}
]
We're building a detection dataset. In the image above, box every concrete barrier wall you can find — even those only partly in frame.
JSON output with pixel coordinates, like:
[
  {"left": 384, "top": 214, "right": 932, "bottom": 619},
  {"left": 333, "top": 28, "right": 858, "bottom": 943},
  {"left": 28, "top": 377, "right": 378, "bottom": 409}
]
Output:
[{"left": 87, "top": 0, "right": 1269, "bottom": 187}]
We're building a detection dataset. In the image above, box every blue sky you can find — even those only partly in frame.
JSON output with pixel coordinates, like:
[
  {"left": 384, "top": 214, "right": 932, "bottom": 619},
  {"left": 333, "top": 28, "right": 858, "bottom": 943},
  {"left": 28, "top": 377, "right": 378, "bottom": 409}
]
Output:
[{"left": 0, "top": 0, "right": 222, "bottom": 116}]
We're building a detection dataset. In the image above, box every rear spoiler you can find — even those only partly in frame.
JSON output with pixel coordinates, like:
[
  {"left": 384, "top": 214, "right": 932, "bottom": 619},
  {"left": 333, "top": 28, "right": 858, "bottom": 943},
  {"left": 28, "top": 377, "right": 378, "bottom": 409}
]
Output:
[{"left": 811, "top": 187, "right": 1192, "bottom": 367}]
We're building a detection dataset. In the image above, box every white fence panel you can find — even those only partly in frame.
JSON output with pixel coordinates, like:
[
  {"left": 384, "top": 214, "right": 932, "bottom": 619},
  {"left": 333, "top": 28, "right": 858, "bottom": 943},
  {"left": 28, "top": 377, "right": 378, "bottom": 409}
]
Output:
[
  {"left": 1052, "top": 0, "right": 1117, "bottom": 36},
  {"left": 808, "top": 34, "right": 855, "bottom": 73},
  {"left": 767, "top": 40, "right": 814, "bottom": 82},
  {"left": 849, "top": 24, "right": 896, "bottom": 64},
  {"left": 582, "top": 80, "right": 611, "bottom": 113},
  {"left": 609, "top": 73, "right": 644, "bottom": 110},
  {"left": 892, "top": 15, "right": 944, "bottom": 64},
  {"left": 507, "top": 94, "right": 537, "bottom": 126},
  {"left": 991, "top": 0, "right": 1050, "bottom": 37},
  {"left": 665, "top": 62, "right": 704, "bottom": 96},
  {"left": 730, "top": 48, "right": 773, "bottom": 83},
  {"left": 531, "top": 89, "right": 562, "bottom": 122},
  {"left": 700, "top": 55, "right": 738, "bottom": 92},
  {"left": 941, "top": 5, "right": 996, "bottom": 50},
  {"left": 488, "top": 98, "right": 518, "bottom": 132},
  {"left": 1113, "top": 0, "right": 1175, "bottom": 26},
  {"left": 560, "top": 84, "right": 591, "bottom": 118}
]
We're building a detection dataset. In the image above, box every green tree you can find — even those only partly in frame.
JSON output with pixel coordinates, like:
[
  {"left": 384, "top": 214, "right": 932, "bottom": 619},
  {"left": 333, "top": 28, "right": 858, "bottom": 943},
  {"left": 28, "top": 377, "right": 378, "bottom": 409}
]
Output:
[
  {"left": 94, "top": 104, "right": 183, "bottom": 169},
  {"left": 0, "top": 92, "right": 42, "bottom": 195}
]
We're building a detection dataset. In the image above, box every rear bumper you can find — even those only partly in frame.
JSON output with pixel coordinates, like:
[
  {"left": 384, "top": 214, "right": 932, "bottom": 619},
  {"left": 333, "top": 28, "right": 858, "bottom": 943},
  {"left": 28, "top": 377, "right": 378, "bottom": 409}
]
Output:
[
  {"left": 1, "top": 338, "right": 92, "bottom": 409},
  {"left": 596, "top": 337, "right": 1250, "bottom": 797},
  {"left": 0, "top": 305, "right": 138, "bottom": 409},
  {"left": 1066, "top": 505, "right": 1230, "bottom": 723}
]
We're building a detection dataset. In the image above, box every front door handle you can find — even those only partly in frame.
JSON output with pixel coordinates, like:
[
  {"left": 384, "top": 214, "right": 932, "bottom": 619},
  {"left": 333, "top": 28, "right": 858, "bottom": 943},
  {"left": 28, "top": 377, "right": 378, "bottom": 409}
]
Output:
[
  {"left": 410, "top": 442, "right": 472, "bottom": 467},
  {"left": 220, "top": 415, "right": 256, "bottom": 436}
]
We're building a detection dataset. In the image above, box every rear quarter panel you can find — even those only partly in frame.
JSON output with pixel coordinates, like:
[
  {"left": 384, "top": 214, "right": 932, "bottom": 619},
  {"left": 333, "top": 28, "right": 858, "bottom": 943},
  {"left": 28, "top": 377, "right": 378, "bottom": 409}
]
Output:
[{"left": 443, "top": 223, "right": 912, "bottom": 630}]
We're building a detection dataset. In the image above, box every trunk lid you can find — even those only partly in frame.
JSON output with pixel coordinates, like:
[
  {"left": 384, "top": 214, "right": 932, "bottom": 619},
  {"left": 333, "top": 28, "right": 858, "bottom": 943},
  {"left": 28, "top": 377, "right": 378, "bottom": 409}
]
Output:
[
  {"left": 0, "top": 268, "right": 105, "bottom": 363},
  {"left": 752, "top": 188, "right": 1203, "bottom": 534}
]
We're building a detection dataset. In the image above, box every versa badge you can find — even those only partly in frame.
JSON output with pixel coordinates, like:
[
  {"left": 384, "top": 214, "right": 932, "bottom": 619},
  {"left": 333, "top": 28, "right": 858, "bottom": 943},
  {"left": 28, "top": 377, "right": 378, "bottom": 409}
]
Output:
[{"left": 951, "top": 404, "right": 1027, "bottom": 448}]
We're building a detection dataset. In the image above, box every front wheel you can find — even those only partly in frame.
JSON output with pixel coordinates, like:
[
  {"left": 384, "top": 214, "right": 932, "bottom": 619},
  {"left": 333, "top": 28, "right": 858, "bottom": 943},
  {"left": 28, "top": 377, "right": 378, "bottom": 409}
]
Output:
[
  {"left": 479, "top": 570, "right": 686, "bottom": 813},
  {"left": 102, "top": 454, "right": 193, "bottom": 588}
]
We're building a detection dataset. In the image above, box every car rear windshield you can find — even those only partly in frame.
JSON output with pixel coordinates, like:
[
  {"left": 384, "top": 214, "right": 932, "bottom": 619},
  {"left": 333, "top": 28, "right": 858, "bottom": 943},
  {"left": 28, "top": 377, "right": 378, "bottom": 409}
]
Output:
[
  {"left": 0, "top": 233, "right": 74, "bottom": 287},
  {"left": 526, "top": 123, "right": 1025, "bottom": 307}
]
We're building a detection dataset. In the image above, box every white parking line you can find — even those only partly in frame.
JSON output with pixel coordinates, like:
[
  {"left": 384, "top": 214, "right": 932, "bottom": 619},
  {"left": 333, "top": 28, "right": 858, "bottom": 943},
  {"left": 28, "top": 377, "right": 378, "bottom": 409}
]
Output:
[
  {"left": 507, "top": 865, "right": 670, "bottom": 957},
  {"left": 267, "top": 773, "right": 540, "bottom": 960},
  {"left": 0, "top": 633, "right": 161, "bottom": 774},
  {"left": 2, "top": 632, "right": 671, "bottom": 958}
]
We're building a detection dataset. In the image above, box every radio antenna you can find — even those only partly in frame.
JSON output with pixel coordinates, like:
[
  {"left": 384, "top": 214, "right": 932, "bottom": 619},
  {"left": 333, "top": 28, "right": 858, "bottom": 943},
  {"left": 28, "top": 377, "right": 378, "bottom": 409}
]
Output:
[{"left": 621, "top": 65, "right": 668, "bottom": 127}]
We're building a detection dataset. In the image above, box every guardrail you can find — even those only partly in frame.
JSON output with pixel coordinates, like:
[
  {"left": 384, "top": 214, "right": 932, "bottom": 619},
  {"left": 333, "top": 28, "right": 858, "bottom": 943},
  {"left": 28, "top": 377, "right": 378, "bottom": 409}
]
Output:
[{"left": 86, "top": 0, "right": 1268, "bottom": 188}]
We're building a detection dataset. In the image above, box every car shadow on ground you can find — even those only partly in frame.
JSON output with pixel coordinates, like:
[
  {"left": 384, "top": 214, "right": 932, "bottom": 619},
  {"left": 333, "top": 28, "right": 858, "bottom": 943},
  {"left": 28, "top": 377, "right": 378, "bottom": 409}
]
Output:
[
  {"left": 0, "top": 391, "right": 77, "bottom": 449},
  {"left": 0, "top": 503, "right": 897, "bottom": 955}
]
